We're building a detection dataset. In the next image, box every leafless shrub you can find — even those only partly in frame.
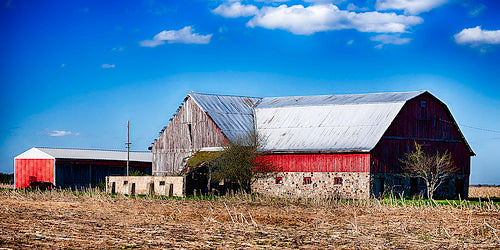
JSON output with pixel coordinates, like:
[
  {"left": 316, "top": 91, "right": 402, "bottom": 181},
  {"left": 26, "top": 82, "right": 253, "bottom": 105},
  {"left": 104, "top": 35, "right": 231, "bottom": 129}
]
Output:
[{"left": 400, "top": 142, "right": 458, "bottom": 199}]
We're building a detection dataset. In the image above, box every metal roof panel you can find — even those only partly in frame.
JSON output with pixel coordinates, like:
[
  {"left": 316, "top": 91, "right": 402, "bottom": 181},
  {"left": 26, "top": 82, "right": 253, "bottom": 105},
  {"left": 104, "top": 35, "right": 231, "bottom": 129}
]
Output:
[
  {"left": 24, "top": 148, "right": 153, "bottom": 162},
  {"left": 189, "top": 92, "right": 261, "bottom": 142},
  {"left": 258, "top": 91, "right": 425, "bottom": 108},
  {"left": 255, "top": 102, "right": 406, "bottom": 152}
]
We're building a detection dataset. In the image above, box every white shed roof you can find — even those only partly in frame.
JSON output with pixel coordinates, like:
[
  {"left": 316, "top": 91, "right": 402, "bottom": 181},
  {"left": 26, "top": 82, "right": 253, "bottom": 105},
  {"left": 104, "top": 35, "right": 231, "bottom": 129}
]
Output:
[
  {"left": 255, "top": 91, "right": 425, "bottom": 152},
  {"left": 189, "top": 92, "right": 262, "bottom": 142},
  {"left": 15, "top": 147, "right": 152, "bottom": 162}
]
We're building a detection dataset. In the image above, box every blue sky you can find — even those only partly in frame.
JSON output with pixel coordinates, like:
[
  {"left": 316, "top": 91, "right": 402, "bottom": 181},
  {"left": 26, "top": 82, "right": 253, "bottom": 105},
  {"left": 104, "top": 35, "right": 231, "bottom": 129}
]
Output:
[{"left": 1, "top": 0, "right": 499, "bottom": 184}]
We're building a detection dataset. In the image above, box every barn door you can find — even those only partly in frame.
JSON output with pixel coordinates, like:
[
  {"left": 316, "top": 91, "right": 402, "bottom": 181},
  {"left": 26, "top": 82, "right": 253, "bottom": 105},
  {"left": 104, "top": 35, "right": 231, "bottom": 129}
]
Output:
[
  {"left": 410, "top": 178, "right": 418, "bottom": 196},
  {"left": 374, "top": 178, "right": 385, "bottom": 198}
]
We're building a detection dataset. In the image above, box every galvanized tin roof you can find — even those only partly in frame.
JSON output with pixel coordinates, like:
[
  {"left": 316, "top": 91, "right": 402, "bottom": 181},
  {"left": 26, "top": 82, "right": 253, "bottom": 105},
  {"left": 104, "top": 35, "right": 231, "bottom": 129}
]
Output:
[
  {"left": 257, "top": 91, "right": 425, "bottom": 108},
  {"left": 15, "top": 147, "right": 152, "bottom": 162},
  {"left": 187, "top": 91, "right": 469, "bottom": 153},
  {"left": 255, "top": 91, "right": 426, "bottom": 152},
  {"left": 189, "top": 92, "right": 262, "bottom": 142}
]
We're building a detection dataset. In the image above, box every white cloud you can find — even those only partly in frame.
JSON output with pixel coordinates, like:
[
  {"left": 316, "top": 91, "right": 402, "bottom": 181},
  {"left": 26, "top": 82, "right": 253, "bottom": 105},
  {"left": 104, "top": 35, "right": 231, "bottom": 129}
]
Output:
[
  {"left": 376, "top": 0, "right": 448, "bottom": 15},
  {"left": 246, "top": 4, "right": 422, "bottom": 35},
  {"left": 139, "top": 26, "right": 212, "bottom": 47},
  {"left": 303, "top": 0, "right": 341, "bottom": 3},
  {"left": 212, "top": 2, "right": 258, "bottom": 18},
  {"left": 370, "top": 34, "right": 411, "bottom": 48},
  {"left": 346, "top": 3, "right": 368, "bottom": 11},
  {"left": 454, "top": 26, "right": 500, "bottom": 46},
  {"left": 468, "top": 3, "right": 486, "bottom": 17},
  {"left": 254, "top": 0, "right": 290, "bottom": 2},
  {"left": 101, "top": 64, "right": 115, "bottom": 68},
  {"left": 48, "top": 130, "right": 78, "bottom": 137}
]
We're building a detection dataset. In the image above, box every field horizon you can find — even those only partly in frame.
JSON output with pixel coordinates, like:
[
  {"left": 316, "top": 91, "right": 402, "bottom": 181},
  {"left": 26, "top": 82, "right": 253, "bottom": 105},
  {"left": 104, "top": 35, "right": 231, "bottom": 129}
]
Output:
[{"left": 1, "top": 186, "right": 499, "bottom": 248}]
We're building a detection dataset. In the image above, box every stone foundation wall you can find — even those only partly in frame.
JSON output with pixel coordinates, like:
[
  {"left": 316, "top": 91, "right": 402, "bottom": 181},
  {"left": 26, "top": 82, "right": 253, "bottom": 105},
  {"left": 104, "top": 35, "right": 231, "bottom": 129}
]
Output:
[
  {"left": 106, "top": 176, "right": 184, "bottom": 197},
  {"left": 370, "top": 173, "right": 469, "bottom": 199},
  {"left": 251, "top": 172, "right": 370, "bottom": 199}
]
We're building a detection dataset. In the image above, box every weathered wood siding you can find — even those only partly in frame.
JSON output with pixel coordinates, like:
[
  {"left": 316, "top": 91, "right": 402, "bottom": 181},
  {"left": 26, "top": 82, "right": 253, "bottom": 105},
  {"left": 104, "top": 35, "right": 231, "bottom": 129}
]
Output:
[
  {"left": 371, "top": 93, "right": 472, "bottom": 174},
  {"left": 152, "top": 96, "right": 227, "bottom": 175}
]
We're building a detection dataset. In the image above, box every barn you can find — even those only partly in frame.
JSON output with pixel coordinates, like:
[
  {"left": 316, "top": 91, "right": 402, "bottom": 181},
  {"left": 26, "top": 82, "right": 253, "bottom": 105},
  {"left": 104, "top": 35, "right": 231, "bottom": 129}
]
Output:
[
  {"left": 14, "top": 147, "right": 152, "bottom": 189},
  {"left": 153, "top": 91, "right": 474, "bottom": 199}
]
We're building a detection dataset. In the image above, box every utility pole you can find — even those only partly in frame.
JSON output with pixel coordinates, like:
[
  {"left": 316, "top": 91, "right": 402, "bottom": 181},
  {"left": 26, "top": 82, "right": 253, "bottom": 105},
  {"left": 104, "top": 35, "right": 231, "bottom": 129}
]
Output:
[{"left": 126, "top": 120, "right": 131, "bottom": 176}]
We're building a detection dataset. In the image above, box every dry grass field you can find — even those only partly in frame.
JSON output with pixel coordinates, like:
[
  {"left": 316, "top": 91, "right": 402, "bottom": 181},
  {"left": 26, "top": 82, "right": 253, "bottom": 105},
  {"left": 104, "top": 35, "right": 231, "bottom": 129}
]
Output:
[
  {"left": 469, "top": 185, "right": 500, "bottom": 198},
  {"left": 0, "top": 188, "right": 499, "bottom": 249}
]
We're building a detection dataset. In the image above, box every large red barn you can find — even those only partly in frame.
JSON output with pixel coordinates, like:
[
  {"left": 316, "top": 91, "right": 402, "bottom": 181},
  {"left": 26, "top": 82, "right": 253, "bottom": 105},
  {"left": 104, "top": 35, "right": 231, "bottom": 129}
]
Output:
[{"left": 153, "top": 91, "right": 474, "bottom": 198}]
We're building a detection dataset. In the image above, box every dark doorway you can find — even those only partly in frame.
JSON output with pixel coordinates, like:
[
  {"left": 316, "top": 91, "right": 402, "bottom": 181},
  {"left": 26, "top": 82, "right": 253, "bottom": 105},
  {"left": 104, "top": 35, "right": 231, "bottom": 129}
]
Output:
[
  {"left": 374, "top": 178, "right": 385, "bottom": 198},
  {"left": 455, "top": 179, "right": 465, "bottom": 199},
  {"left": 185, "top": 165, "right": 237, "bottom": 196},
  {"left": 169, "top": 184, "right": 174, "bottom": 197},
  {"left": 148, "top": 182, "right": 154, "bottom": 195},
  {"left": 131, "top": 183, "right": 136, "bottom": 195},
  {"left": 111, "top": 182, "right": 116, "bottom": 194},
  {"left": 410, "top": 178, "right": 419, "bottom": 196}
]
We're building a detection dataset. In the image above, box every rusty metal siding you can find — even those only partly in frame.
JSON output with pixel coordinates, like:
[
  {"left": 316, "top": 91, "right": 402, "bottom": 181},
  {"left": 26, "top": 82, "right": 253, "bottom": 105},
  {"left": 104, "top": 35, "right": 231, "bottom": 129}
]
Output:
[
  {"left": 14, "top": 159, "right": 55, "bottom": 188},
  {"left": 259, "top": 153, "right": 370, "bottom": 172},
  {"left": 152, "top": 96, "right": 227, "bottom": 175},
  {"left": 371, "top": 93, "right": 472, "bottom": 174}
]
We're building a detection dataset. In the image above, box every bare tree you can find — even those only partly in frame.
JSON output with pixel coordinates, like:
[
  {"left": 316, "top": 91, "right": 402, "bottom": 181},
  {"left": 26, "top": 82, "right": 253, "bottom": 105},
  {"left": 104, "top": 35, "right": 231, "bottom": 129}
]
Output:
[
  {"left": 212, "top": 131, "right": 279, "bottom": 193},
  {"left": 400, "top": 142, "right": 458, "bottom": 199}
]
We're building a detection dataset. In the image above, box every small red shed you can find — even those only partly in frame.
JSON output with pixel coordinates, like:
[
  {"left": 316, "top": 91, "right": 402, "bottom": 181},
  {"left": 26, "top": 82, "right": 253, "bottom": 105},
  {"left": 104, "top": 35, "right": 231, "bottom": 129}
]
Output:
[{"left": 15, "top": 147, "right": 152, "bottom": 189}]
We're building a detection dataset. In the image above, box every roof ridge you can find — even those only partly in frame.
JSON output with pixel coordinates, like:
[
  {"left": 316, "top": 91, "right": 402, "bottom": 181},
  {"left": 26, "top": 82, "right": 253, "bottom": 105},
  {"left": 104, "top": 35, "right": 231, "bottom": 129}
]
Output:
[
  {"left": 35, "top": 147, "right": 150, "bottom": 153},
  {"left": 189, "top": 91, "right": 262, "bottom": 99},
  {"left": 263, "top": 90, "right": 427, "bottom": 99},
  {"left": 255, "top": 101, "right": 408, "bottom": 109}
]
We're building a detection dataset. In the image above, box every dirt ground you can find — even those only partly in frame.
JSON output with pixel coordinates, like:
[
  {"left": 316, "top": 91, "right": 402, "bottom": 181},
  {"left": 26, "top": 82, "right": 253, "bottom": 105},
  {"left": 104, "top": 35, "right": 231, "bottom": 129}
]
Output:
[{"left": 0, "top": 189, "right": 499, "bottom": 249}]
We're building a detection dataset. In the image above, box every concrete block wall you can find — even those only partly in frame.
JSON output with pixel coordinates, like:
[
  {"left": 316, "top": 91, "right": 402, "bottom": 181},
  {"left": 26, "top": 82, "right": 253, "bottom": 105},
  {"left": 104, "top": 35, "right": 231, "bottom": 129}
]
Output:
[
  {"left": 251, "top": 172, "right": 370, "bottom": 199},
  {"left": 106, "top": 176, "right": 184, "bottom": 197}
]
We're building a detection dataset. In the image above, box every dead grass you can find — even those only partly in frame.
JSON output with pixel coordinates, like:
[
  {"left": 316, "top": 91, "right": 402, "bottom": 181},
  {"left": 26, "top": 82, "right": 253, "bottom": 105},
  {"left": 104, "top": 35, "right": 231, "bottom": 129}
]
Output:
[
  {"left": 0, "top": 183, "right": 13, "bottom": 189},
  {"left": 469, "top": 186, "right": 500, "bottom": 198},
  {"left": 0, "top": 189, "right": 499, "bottom": 249}
]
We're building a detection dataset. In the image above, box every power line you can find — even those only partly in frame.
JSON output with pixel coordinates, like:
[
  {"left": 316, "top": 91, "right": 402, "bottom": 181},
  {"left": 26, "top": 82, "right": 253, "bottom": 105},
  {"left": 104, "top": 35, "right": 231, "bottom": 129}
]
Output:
[
  {"left": 439, "top": 118, "right": 500, "bottom": 133},
  {"left": 459, "top": 124, "right": 500, "bottom": 133}
]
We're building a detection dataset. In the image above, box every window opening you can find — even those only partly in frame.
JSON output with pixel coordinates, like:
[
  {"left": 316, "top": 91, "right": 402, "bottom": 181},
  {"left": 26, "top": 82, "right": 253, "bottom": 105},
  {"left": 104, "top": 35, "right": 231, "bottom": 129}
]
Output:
[
  {"left": 334, "top": 177, "right": 343, "bottom": 185},
  {"left": 421, "top": 100, "right": 427, "bottom": 108},
  {"left": 275, "top": 177, "right": 283, "bottom": 184},
  {"left": 187, "top": 124, "right": 193, "bottom": 144},
  {"left": 394, "top": 178, "right": 402, "bottom": 186},
  {"left": 303, "top": 177, "right": 312, "bottom": 185}
]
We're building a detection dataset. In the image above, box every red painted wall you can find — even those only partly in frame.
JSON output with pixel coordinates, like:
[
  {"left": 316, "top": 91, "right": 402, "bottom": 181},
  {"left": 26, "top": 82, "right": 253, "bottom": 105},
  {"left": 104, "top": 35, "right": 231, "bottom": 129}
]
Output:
[
  {"left": 14, "top": 159, "right": 55, "bottom": 188},
  {"left": 371, "top": 93, "right": 472, "bottom": 174},
  {"left": 259, "top": 153, "right": 370, "bottom": 172}
]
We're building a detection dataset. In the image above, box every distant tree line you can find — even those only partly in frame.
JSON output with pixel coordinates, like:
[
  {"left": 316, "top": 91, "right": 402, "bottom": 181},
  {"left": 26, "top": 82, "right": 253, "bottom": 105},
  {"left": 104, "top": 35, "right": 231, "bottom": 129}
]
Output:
[{"left": 0, "top": 173, "right": 14, "bottom": 184}]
